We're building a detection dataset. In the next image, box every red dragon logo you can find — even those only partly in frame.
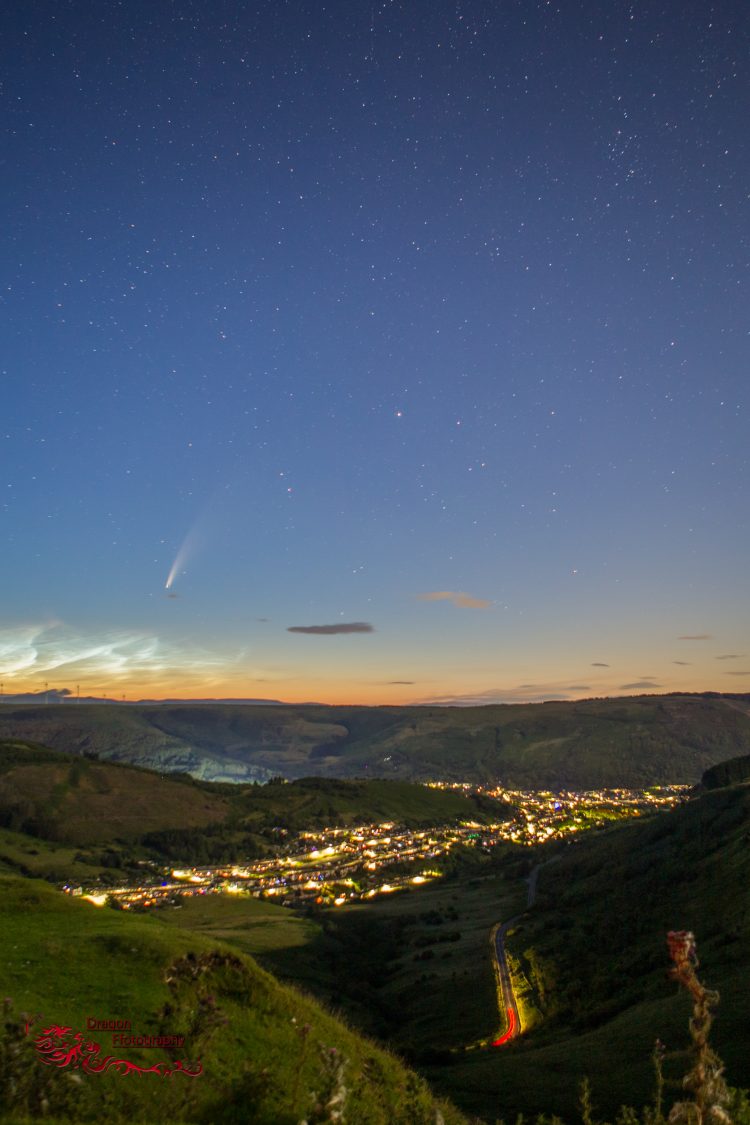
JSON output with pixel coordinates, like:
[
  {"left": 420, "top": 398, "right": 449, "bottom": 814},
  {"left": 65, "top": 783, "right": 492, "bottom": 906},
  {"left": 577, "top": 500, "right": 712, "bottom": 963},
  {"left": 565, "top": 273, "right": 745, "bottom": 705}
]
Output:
[{"left": 32, "top": 1024, "right": 203, "bottom": 1078}]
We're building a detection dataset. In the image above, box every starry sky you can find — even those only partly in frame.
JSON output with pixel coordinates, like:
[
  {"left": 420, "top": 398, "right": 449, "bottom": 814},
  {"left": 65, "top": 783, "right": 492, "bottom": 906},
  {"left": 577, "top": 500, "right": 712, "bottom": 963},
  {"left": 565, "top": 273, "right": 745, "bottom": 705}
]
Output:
[{"left": 2, "top": 0, "right": 748, "bottom": 705}]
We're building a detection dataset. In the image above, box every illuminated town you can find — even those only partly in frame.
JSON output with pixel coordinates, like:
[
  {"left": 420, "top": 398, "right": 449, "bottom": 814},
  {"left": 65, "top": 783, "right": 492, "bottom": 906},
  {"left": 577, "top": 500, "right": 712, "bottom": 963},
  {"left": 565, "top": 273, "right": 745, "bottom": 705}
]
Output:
[{"left": 67, "top": 784, "right": 690, "bottom": 912}]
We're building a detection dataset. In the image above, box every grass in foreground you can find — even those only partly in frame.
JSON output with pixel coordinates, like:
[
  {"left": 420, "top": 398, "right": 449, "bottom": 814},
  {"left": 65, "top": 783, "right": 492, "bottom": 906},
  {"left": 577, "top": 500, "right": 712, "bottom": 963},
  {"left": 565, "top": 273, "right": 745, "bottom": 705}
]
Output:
[{"left": 0, "top": 874, "right": 467, "bottom": 1124}]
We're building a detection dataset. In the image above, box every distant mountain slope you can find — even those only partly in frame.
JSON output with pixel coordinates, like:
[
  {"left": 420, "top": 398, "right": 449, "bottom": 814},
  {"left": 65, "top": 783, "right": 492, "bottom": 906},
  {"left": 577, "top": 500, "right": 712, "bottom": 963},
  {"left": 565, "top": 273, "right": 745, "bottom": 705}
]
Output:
[
  {"left": 0, "top": 875, "right": 467, "bottom": 1124},
  {"left": 1, "top": 694, "right": 749, "bottom": 787}
]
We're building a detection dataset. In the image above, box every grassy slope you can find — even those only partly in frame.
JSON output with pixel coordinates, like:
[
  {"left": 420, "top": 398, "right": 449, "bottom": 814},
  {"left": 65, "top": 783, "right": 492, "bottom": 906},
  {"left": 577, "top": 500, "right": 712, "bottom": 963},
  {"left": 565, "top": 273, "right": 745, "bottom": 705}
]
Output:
[
  {"left": 0, "top": 825, "right": 118, "bottom": 883},
  {"left": 438, "top": 783, "right": 750, "bottom": 1121},
  {"left": 0, "top": 875, "right": 468, "bottom": 1125},
  {"left": 1, "top": 695, "right": 750, "bottom": 787},
  {"left": 0, "top": 741, "right": 231, "bottom": 844}
]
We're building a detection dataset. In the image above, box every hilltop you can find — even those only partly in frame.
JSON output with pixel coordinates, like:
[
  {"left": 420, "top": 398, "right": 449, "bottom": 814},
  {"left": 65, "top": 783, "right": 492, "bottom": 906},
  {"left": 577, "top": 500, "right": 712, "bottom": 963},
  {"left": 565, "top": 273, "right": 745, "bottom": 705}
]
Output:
[{"left": 1, "top": 693, "right": 749, "bottom": 788}]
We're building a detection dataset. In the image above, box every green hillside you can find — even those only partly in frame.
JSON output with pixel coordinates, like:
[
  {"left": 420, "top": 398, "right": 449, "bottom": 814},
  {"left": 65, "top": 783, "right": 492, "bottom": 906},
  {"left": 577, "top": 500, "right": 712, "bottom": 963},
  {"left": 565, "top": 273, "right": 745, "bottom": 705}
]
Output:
[
  {"left": 1, "top": 694, "right": 750, "bottom": 788},
  {"left": 0, "top": 874, "right": 467, "bottom": 1124},
  {"left": 0, "top": 740, "right": 231, "bottom": 844}
]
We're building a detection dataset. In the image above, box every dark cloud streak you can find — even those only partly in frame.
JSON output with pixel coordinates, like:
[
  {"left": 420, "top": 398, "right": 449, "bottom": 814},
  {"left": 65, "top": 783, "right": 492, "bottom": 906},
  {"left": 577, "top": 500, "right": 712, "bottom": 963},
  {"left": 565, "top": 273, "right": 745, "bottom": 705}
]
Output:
[{"left": 287, "top": 622, "right": 374, "bottom": 635}]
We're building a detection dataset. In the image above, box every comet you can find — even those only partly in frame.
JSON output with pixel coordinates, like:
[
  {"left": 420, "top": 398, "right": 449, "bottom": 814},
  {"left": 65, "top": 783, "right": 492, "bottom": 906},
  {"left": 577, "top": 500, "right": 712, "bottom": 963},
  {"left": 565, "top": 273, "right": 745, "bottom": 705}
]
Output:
[
  {"left": 164, "top": 521, "right": 203, "bottom": 591},
  {"left": 163, "top": 489, "right": 230, "bottom": 592}
]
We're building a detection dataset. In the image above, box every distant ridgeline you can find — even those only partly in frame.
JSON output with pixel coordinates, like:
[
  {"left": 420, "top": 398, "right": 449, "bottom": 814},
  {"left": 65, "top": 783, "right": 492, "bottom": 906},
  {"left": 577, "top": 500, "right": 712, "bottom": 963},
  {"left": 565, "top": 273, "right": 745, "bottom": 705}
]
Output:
[{"left": 0, "top": 693, "right": 750, "bottom": 789}]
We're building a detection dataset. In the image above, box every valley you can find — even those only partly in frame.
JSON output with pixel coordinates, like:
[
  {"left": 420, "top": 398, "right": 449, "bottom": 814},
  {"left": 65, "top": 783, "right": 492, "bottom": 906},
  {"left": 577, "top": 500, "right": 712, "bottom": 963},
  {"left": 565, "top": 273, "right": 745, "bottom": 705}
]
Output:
[{"left": 1, "top": 724, "right": 749, "bottom": 1124}]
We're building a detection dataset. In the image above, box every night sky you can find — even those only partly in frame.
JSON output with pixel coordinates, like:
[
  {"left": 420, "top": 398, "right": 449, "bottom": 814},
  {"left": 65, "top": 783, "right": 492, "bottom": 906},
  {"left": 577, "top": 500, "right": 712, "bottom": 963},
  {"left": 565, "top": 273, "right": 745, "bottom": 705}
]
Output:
[{"left": 2, "top": 1, "right": 748, "bottom": 704}]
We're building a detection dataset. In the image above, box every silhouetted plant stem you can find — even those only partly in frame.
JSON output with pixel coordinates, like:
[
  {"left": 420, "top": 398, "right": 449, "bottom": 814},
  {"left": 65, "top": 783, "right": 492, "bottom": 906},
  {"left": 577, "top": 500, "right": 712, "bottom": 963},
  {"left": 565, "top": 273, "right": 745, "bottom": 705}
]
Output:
[{"left": 666, "top": 931, "right": 731, "bottom": 1125}]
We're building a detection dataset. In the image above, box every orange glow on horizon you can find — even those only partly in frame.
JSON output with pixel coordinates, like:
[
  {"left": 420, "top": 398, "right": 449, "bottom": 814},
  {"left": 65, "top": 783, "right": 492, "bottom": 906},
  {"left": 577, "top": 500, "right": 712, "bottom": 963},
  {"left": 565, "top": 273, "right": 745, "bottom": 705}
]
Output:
[
  {"left": 1, "top": 671, "right": 742, "bottom": 708},
  {"left": 3, "top": 657, "right": 743, "bottom": 709}
]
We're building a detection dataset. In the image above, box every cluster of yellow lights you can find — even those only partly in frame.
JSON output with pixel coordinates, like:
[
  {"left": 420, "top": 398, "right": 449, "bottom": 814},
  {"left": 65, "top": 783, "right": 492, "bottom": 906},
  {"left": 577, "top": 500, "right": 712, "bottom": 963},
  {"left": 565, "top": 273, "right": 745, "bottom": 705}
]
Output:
[
  {"left": 172, "top": 869, "right": 205, "bottom": 883},
  {"left": 83, "top": 893, "right": 108, "bottom": 907}
]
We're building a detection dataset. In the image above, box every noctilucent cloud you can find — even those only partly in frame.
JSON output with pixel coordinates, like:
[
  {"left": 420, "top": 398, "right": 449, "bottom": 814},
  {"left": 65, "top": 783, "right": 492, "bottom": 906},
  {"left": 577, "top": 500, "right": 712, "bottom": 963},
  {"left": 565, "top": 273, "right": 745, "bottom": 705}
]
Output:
[{"left": 2, "top": 1, "right": 747, "bottom": 704}]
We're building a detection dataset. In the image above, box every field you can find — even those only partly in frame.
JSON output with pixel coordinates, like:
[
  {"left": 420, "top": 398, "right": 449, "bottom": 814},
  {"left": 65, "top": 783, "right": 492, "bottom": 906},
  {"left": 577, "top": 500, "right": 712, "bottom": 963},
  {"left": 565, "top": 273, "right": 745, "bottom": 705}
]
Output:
[
  {"left": 155, "top": 892, "right": 323, "bottom": 959},
  {"left": 0, "top": 826, "right": 114, "bottom": 882}
]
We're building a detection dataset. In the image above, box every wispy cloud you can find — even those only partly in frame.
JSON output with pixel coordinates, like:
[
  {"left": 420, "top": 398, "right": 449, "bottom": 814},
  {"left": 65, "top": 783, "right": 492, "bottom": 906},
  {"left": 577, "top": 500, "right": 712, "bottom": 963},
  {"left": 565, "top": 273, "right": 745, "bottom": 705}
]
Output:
[
  {"left": 417, "top": 590, "right": 491, "bottom": 609},
  {"left": 287, "top": 622, "right": 374, "bottom": 635},
  {"left": 672, "top": 660, "right": 691, "bottom": 665},
  {"left": 0, "top": 621, "right": 228, "bottom": 685},
  {"left": 619, "top": 680, "right": 662, "bottom": 690},
  {"left": 725, "top": 670, "right": 750, "bottom": 676},
  {"left": 678, "top": 634, "right": 712, "bottom": 641},
  {"left": 591, "top": 662, "right": 610, "bottom": 667},
  {"left": 386, "top": 680, "right": 416, "bottom": 685},
  {"left": 418, "top": 680, "right": 595, "bottom": 706},
  {"left": 716, "top": 654, "right": 743, "bottom": 660}
]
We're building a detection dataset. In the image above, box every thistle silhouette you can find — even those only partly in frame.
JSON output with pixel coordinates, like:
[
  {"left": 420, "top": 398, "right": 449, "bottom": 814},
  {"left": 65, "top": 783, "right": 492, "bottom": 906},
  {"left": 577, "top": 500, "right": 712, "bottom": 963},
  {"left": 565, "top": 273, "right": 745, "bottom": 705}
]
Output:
[{"left": 666, "top": 931, "right": 731, "bottom": 1125}]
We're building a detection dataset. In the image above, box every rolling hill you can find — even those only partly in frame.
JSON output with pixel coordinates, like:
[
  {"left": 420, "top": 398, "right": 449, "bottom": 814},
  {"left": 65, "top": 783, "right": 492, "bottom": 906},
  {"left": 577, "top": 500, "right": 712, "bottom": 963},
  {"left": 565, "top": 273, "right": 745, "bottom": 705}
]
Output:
[{"left": 0, "top": 740, "right": 508, "bottom": 867}]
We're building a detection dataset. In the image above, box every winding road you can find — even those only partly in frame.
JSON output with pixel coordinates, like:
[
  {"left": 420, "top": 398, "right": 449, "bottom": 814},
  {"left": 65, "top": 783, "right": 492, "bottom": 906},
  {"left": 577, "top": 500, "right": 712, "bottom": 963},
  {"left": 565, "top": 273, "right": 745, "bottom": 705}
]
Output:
[
  {"left": 490, "top": 857, "right": 555, "bottom": 1047},
  {"left": 490, "top": 918, "right": 521, "bottom": 1046}
]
